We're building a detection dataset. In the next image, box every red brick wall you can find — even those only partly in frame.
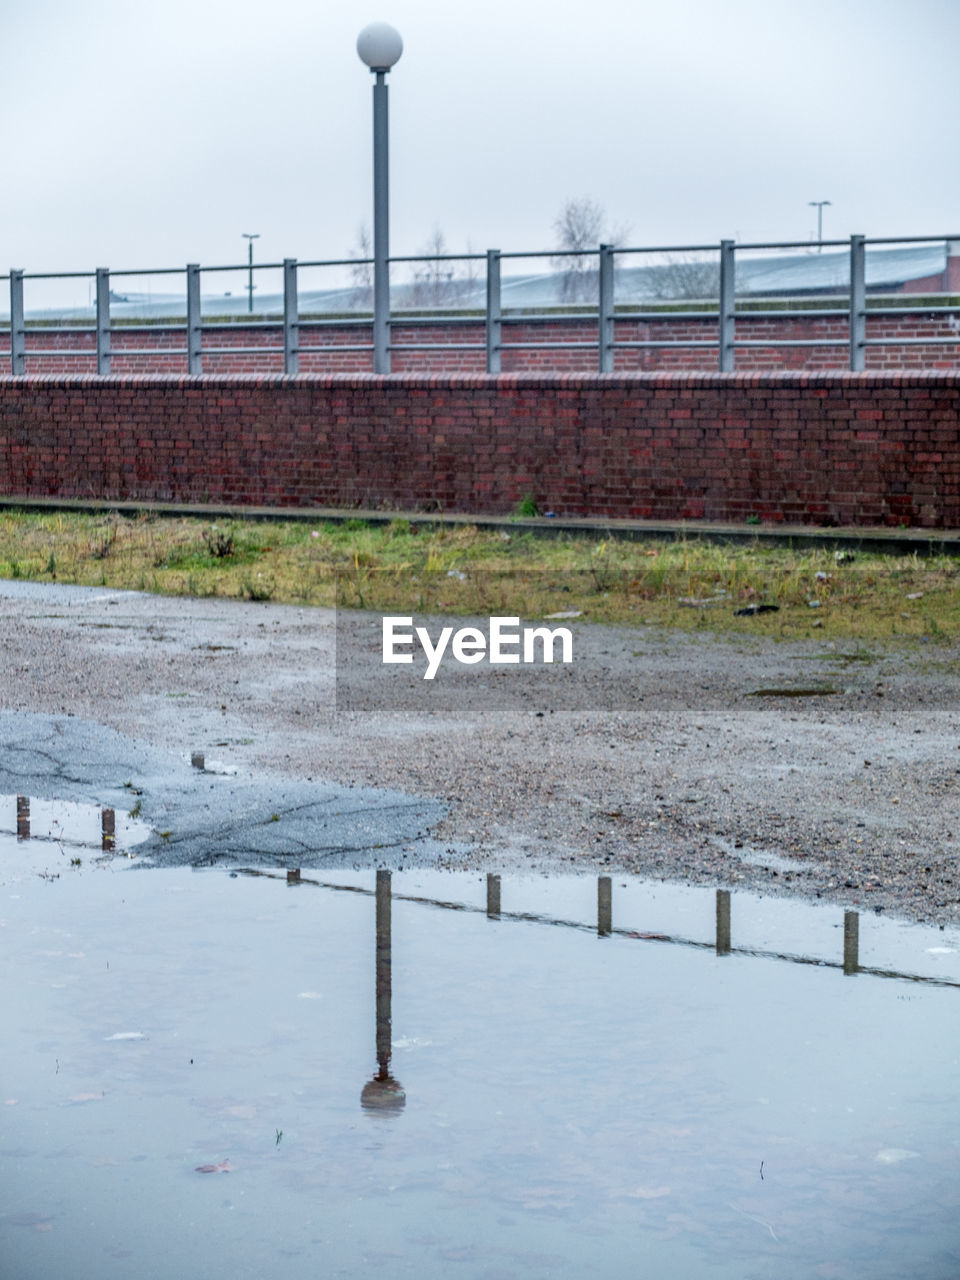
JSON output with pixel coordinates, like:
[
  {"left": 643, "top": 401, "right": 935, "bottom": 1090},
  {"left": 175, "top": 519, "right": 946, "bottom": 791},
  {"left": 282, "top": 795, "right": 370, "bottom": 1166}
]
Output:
[
  {"left": 13, "top": 308, "right": 960, "bottom": 376},
  {"left": 0, "top": 372, "right": 957, "bottom": 527}
]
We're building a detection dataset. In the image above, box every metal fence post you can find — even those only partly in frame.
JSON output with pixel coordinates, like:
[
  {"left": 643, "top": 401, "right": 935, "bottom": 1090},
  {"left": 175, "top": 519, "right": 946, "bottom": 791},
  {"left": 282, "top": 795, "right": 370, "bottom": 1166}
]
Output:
[
  {"left": 598, "top": 243, "right": 614, "bottom": 372},
  {"left": 186, "top": 263, "right": 202, "bottom": 374},
  {"left": 9, "top": 270, "right": 25, "bottom": 374},
  {"left": 283, "top": 258, "right": 299, "bottom": 375},
  {"left": 849, "top": 234, "right": 866, "bottom": 371},
  {"left": 486, "top": 249, "right": 501, "bottom": 374},
  {"left": 95, "top": 268, "right": 111, "bottom": 374},
  {"left": 718, "top": 239, "right": 736, "bottom": 371}
]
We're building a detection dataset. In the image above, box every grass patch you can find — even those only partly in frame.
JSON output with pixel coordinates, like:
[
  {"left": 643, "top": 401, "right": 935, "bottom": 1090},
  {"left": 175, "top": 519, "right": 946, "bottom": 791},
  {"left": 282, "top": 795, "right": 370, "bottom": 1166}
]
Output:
[{"left": 0, "top": 509, "right": 956, "bottom": 644}]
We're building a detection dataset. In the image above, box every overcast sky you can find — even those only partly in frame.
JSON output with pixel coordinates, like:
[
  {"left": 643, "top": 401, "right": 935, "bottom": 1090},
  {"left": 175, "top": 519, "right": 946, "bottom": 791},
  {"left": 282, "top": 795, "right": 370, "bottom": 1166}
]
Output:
[{"left": 5, "top": 0, "right": 959, "bottom": 281}]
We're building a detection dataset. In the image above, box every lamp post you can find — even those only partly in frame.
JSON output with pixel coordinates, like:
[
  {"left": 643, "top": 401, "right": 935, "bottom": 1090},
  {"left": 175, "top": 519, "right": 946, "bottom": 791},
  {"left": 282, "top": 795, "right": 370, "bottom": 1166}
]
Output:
[
  {"left": 357, "top": 22, "right": 403, "bottom": 374},
  {"left": 242, "top": 232, "right": 259, "bottom": 313},
  {"left": 808, "top": 201, "right": 831, "bottom": 252}
]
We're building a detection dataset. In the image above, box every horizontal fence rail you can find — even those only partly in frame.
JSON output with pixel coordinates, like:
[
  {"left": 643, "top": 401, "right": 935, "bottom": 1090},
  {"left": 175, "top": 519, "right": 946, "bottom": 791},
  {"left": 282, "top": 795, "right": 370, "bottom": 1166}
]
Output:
[{"left": 2, "top": 234, "right": 959, "bottom": 376}]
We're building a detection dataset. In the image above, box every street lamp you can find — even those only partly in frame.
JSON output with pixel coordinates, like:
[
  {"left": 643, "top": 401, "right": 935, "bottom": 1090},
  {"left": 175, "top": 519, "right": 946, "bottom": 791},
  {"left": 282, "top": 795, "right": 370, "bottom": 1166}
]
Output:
[
  {"left": 808, "top": 201, "right": 831, "bottom": 252},
  {"left": 357, "top": 22, "right": 403, "bottom": 373},
  {"left": 242, "top": 232, "right": 259, "bottom": 312}
]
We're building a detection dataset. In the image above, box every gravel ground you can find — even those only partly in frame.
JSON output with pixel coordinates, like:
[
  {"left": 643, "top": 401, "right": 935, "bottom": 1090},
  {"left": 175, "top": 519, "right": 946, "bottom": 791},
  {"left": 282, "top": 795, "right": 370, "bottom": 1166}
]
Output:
[{"left": 1, "top": 580, "right": 958, "bottom": 923}]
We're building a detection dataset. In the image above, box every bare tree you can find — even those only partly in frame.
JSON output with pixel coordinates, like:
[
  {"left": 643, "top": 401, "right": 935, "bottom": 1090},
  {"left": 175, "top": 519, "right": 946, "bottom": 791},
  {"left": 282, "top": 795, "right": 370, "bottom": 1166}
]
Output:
[
  {"left": 649, "top": 255, "right": 719, "bottom": 301},
  {"left": 459, "top": 238, "right": 482, "bottom": 307},
  {"left": 552, "top": 197, "right": 603, "bottom": 302},
  {"left": 552, "top": 198, "right": 629, "bottom": 302},
  {"left": 348, "top": 223, "right": 373, "bottom": 310},
  {"left": 409, "top": 228, "right": 479, "bottom": 308},
  {"left": 410, "top": 228, "right": 458, "bottom": 307}
]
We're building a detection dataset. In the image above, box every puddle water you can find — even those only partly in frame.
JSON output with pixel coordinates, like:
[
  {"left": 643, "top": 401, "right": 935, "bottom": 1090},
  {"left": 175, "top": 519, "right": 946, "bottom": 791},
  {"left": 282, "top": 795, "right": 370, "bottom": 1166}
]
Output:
[
  {"left": 0, "top": 794, "right": 153, "bottom": 872},
  {"left": 2, "top": 838, "right": 960, "bottom": 1278}
]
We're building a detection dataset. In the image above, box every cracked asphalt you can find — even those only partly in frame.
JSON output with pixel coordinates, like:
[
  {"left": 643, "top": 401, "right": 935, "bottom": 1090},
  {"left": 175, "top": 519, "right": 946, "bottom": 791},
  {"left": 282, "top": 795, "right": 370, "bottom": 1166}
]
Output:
[{"left": 0, "top": 709, "right": 447, "bottom": 870}]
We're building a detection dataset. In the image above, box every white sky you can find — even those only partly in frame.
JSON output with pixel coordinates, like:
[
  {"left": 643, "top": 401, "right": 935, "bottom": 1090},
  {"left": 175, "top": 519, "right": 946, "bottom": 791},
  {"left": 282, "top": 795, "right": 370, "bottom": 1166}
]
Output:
[{"left": 5, "top": 0, "right": 959, "bottom": 277}]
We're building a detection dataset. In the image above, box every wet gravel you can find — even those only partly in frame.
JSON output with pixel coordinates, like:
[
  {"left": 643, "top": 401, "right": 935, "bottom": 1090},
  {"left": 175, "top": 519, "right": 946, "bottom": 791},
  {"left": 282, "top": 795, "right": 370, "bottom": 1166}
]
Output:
[{"left": 1, "top": 581, "right": 958, "bottom": 924}]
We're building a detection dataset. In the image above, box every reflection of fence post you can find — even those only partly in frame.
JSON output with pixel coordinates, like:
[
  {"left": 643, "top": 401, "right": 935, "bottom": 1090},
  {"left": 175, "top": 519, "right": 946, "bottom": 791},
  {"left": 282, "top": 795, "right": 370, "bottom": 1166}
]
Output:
[
  {"left": 486, "top": 250, "right": 501, "bottom": 374},
  {"left": 10, "top": 270, "right": 25, "bottom": 374},
  {"left": 95, "top": 268, "right": 111, "bottom": 375},
  {"left": 283, "top": 258, "right": 299, "bottom": 375},
  {"left": 598, "top": 244, "right": 615, "bottom": 373},
  {"left": 486, "top": 873, "right": 501, "bottom": 918},
  {"left": 101, "top": 807, "right": 115, "bottom": 851},
  {"left": 16, "top": 795, "right": 30, "bottom": 840},
  {"left": 186, "top": 263, "right": 202, "bottom": 374},
  {"left": 843, "top": 910, "right": 860, "bottom": 974},
  {"left": 715, "top": 889, "right": 731, "bottom": 955},
  {"left": 849, "top": 235, "right": 866, "bottom": 372},
  {"left": 597, "top": 875, "right": 612, "bottom": 936},
  {"left": 718, "top": 240, "right": 735, "bottom": 372}
]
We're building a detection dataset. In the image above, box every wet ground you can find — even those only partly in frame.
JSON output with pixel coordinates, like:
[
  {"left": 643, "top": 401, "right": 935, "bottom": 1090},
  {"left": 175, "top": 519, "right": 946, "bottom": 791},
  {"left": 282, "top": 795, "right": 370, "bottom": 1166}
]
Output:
[
  {"left": 2, "top": 814, "right": 959, "bottom": 1279},
  {"left": 0, "top": 580, "right": 958, "bottom": 921}
]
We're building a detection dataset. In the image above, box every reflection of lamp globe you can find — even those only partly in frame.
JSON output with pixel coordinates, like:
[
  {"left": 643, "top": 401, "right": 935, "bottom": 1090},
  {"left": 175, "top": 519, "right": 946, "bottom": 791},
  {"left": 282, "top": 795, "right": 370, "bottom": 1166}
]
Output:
[{"left": 361, "top": 1074, "right": 406, "bottom": 1114}]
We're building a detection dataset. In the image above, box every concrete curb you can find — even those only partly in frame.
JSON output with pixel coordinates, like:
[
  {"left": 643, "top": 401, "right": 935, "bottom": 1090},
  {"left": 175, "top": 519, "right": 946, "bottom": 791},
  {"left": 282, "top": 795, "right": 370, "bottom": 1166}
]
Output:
[{"left": 0, "top": 495, "right": 958, "bottom": 556}]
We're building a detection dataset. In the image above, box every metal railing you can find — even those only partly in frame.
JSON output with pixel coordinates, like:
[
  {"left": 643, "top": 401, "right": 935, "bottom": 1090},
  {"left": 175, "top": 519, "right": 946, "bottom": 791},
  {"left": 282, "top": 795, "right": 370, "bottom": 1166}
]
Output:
[{"left": 2, "top": 233, "right": 959, "bottom": 376}]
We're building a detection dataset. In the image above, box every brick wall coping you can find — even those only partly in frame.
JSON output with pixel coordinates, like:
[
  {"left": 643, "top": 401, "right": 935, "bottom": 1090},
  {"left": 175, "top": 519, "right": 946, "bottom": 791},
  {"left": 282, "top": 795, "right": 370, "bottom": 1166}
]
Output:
[{"left": 1, "top": 371, "right": 960, "bottom": 390}]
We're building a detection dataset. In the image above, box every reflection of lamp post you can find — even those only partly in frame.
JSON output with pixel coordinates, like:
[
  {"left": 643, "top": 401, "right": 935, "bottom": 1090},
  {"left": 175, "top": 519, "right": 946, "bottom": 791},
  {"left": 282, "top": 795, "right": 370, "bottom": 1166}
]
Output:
[
  {"left": 356, "top": 22, "right": 403, "bottom": 374},
  {"left": 361, "top": 869, "right": 406, "bottom": 1114},
  {"left": 242, "top": 232, "right": 259, "bottom": 312},
  {"left": 808, "top": 201, "right": 831, "bottom": 252}
]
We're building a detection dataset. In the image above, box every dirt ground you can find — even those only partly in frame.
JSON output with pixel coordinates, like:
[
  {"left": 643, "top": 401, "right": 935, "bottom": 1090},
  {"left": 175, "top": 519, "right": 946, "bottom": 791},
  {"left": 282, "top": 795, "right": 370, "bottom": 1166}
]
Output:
[{"left": 1, "top": 580, "right": 958, "bottom": 923}]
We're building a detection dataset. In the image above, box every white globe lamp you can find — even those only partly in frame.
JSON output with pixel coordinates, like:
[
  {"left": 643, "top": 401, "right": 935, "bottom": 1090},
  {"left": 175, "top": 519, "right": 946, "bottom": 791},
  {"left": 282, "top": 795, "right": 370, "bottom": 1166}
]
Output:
[{"left": 357, "top": 22, "right": 403, "bottom": 71}]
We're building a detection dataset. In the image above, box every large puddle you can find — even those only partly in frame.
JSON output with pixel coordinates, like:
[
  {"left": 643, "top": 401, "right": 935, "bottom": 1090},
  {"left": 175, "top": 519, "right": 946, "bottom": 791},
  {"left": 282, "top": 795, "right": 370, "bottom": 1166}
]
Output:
[{"left": 2, "top": 807, "right": 960, "bottom": 1278}]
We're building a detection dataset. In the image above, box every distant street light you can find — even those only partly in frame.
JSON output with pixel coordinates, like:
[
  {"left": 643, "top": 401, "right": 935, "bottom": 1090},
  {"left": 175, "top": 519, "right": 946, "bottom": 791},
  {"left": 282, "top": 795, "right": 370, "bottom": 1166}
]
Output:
[
  {"left": 242, "top": 232, "right": 260, "bottom": 312},
  {"left": 357, "top": 22, "right": 403, "bottom": 374},
  {"left": 808, "top": 201, "right": 831, "bottom": 252}
]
